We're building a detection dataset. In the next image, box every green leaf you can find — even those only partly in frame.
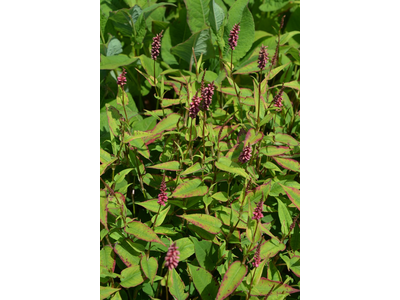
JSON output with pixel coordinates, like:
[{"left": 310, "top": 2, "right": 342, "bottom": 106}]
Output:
[
  {"left": 211, "top": 191, "right": 228, "bottom": 202},
  {"left": 280, "top": 31, "right": 300, "bottom": 45},
  {"left": 259, "top": 238, "right": 285, "bottom": 260},
  {"left": 277, "top": 198, "right": 292, "bottom": 236},
  {"left": 136, "top": 199, "right": 162, "bottom": 213},
  {"left": 185, "top": 0, "right": 210, "bottom": 33},
  {"left": 100, "top": 193, "right": 108, "bottom": 228},
  {"left": 100, "top": 54, "right": 139, "bottom": 70},
  {"left": 260, "top": 146, "right": 290, "bottom": 156},
  {"left": 272, "top": 157, "right": 300, "bottom": 172},
  {"left": 100, "top": 245, "right": 115, "bottom": 272},
  {"left": 100, "top": 157, "right": 117, "bottom": 176},
  {"left": 150, "top": 113, "right": 181, "bottom": 135},
  {"left": 250, "top": 278, "right": 299, "bottom": 296},
  {"left": 100, "top": 286, "right": 120, "bottom": 300},
  {"left": 151, "top": 205, "right": 170, "bottom": 226},
  {"left": 279, "top": 184, "right": 300, "bottom": 210},
  {"left": 114, "top": 240, "right": 142, "bottom": 267},
  {"left": 106, "top": 104, "right": 122, "bottom": 137},
  {"left": 209, "top": 0, "right": 224, "bottom": 34},
  {"left": 188, "top": 263, "right": 219, "bottom": 299},
  {"left": 114, "top": 168, "right": 134, "bottom": 184},
  {"left": 190, "top": 237, "right": 219, "bottom": 271},
  {"left": 274, "top": 133, "right": 299, "bottom": 146},
  {"left": 148, "top": 161, "right": 180, "bottom": 171},
  {"left": 172, "top": 178, "right": 209, "bottom": 198},
  {"left": 175, "top": 237, "right": 195, "bottom": 261},
  {"left": 180, "top": 162, "right": 204, "bottom": 176},
  {"left": 120, "top": 265, "right": 145, "bottom": 288},
  {"left": 107, "top": 37, "right": 123, "bottom": 56},
  {"left": 243, "top": 128, "right": 263, "bottom": 146},
  {"left": 216, "top": 261, "right": 247, "bottom": 300},
  {"left": 215, "top": 157, "right": 250, "bottom": 179},
  {"left": 124, "top": 221, "right": 166, "bottom": 246},
  {"left": 171, "top": 29, "right": 215, "bottom": 64},
  {"left": 140, "top": 256, "right": 158, "bottom": 284},
  {"left": 223, "top": 0, "right": 255, "bottom": 62},
  {"left": 168, "top": 268, "right": 189, "bottom": 300},
  {"left": 179, "top": 214, "right": 222, "bottom": 234},
  {"left": 123, "top": 130, "right": 153, "bottom": 143}
]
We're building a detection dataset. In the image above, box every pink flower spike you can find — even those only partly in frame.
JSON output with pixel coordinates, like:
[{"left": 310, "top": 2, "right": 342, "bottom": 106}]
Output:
[
  {"left": 157, "top": 178, "right": 168, "bottom": 206},
  {"left": 252, "top": 243, "right": 262, "bottom": 268},
  {"left": 151, "top": 30, "right": 163, "bottom": 61},
  {"left": 201, "top": 82, "right": 215, "bottom": 111},
  {"left": 273, "top": 84, "right": 285, "bottom": 108},
  {"left": 257, "top": 45, "right": 268, "bottom": 70},
  {"left": 228, "top": 23, "right": 240, "bottom": 50},
  {"left": 238, "top": 145, "right": 252, "bottom": 164},
  {"left": 117, "top": 68, "right": 127, "bottom": 87},
  {"left": 165, "top": 242, "right": 180, "bottom": 270},
  {"left": 189, "top": 95, "right": 201, "bottom": 119},
  {"left": 252, "top": 200, "right": 264, "bottom": 220}
]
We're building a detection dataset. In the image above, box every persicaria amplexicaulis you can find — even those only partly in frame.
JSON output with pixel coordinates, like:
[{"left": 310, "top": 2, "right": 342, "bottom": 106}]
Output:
[
  {"left": 189, "top": 95, "right": 201, "bottom": 119},
  {"left": 257, "top": 45, "right": 268, "bottom": 70},
  {"left": 238, "top": 145, "right": 252, "bottom": 164},
  {"left": 151, "top": 30, "right": 164, "bottom": 61},
  {"left": 117, "top": 68, "right": 127, "bottom": 87},
  {"left": 252, "top": 243, "right": 262, "bottom": 268},
  {"left": 273, "top": 84, "right": 285, "bottom": 108},
  {"left": 165, "top": 242, "right": 180, "bottom": 270},
  {"left": 228, "top": 23, "right": 240, "bottom": 50},
  {"left": 201, "top": 82, "right": 215, "bottom": 111},
  {"left": 252, "top": 200, "right": 264, "bottom": 220},
  {"left": 157, "top": 178, "right": 168, "bottom": 206}
]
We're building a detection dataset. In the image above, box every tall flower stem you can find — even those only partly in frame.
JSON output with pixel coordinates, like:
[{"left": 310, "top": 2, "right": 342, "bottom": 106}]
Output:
[
  {"left": 202, "top": 110, "right": 206, "bottom": 178},
  {"left": 147, "top": 204, "right": 162, "bottom": 258},
  {"left": 184, "top": 118, "right": 193, "bottom": 161},
  {"left": 257, "top": 70, "right": 263, "bottom": 131}
]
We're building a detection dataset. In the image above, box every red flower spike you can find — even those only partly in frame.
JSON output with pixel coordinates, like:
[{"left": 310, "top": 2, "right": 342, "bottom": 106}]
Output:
[
  {"left": 257, "top": 45, "right": 269, "bottom": 70},
  {"left": 252, "top": 200, "right": 264, "bottom": 221},
  {"left": 189, "top": 95, "right": 201, "bottom": 119},
  {"left": 252, "top": 243, "right": 262, "bottom": 268},
  {"left": 117, "top": 68, "right": 127, "bottom": 87}
]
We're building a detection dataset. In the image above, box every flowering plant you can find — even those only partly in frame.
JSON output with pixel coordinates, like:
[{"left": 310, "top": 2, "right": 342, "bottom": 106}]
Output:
[{"left": 101, "top": 1, "right": 300, "bottom": 299}]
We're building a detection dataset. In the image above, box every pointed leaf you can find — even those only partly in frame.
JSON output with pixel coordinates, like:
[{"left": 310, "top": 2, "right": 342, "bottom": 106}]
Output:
[
  {"left": 273, "top": 157, "right": 300, "bottom": 172},
  {"left": 123, "top": 131, "right": 153, "bottom": 143},
  {"left": 185, "top": 0, "right": 210, "bottom": 33},
  {"left": 100, "top": 286, "right": 120, "bottom": 300},
  {"left": 250, "top": 278, "right": 299, "bottom": 296},
  {"left": 100, "top": 245, "right": 115, "bottom": 273},
  {"left": 260, "top": 146, "right": 291, "bottom": 156},
  {"left": 188, "top": 263, "right": 219, "bottom": 299},
  {"left": 172, "top": 178, "right": 209, "bottom": 198},
  {"left": 114, "top": 240, "right": 141, "bottom": 267},
  {"left": 216, "top": 261, "right": 247, "bottom": 300},
  {"left": 148, "top": 161, "right": 180, "bottom": 171},
  {"left": 259, "top": 239, "right": 285, "bottom": 260},
  {"left": 175, "top": 237, "right": 195, "bottom": 261},
  {"left": 190, "top": 237, "right": 219, "bottom": 271},
  {"left": 150, "top": 113, "right": 181, "bottom": 135},
  {"left": 151, "top": 205, "right": 170, "bottom": 226},
  {"left": 100, "top": 54, "right": 138, "bottom": 70},
  {"left": 124, "top": 221, "right": 166, "bottom": 246},
  {"left": 140, "top": 256, "right": 158, "bottom": 284},
  {"left": 215, "top": 157, "right": 250, "bottom": 179},
  {"left": 209, "top": 0, "right": 224, "bottom": 34},
  {"left": 274, "top": 133, "right": 299, "bottom": 146},
  {"left": 136, "top": 199, "right": 163, "bottom": 213},
  {"left": 180, "top": 162, "right": 204, "bottom": 176},
  {"left": 277, "top": 198, "right": 292, "bottom": 236},
  {"left": 179, "top": 214, "right": 222, "bottom": 234},
  {"left": 243, "top": 128, "right": 263, "bottom": 146},
  {"left": 100, "top": 192, "right": 108, "bottom": 228},
  {"left": 120, "top": 265, "right": 145, "bottom": 288},
  {"left": 168, "top": 268, "right": 189, "bottom": 300},
  {"left": 279, "top": 184, "right": 300, "bottom": 210}
]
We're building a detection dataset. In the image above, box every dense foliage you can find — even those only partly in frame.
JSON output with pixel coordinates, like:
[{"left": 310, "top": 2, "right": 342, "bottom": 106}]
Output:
[{"left": 100, "top": 0, "right": 300, "bottom": 299}]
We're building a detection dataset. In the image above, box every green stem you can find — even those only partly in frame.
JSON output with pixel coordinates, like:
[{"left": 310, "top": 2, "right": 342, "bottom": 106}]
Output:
[
  {"left": 257, "top": 70, "right": 263, "bottom": 131},
  {"left": 184, "top": 117, "right": 193, "bottom": 161},
  {"left": 202, "top": 111, "right": 206, "bottom": 178}
]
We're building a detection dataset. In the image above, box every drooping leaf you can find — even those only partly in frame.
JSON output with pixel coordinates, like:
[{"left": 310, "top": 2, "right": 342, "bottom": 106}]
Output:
[
  {"left": 168, "top": 268, "right": 189, "bottom": 300},
  {"left": 216, "top": 261, "right": 247, "bottom": 300},
  {"left": 172, "top": 178, "right": 209, "bottom": 198},
  {"left": 120, "top": 265, "right": 145, "bottom": 288},
  {"left": 188, "top": 263, "right": 219, "bottom": 299},
  {"left": 260, "top": 146, "right": 291, "bottom": 156},
  {"left": 179, "top": 214, "right": 222, "bottom": 234},
  {"left": 180, "top": 162, "right": 204, "bottom": 176},
  {"left": 274, "top": 133, "right": 299, "bottom": 146},
  {"left": 114, "top": 239, "right": 142, "bottom": 267},
  {"left": 149, "top": 113, "right": 181, "bottom": 135},
  {"left": 124, "top": 221, "right": 166, "bottom": 246}
]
